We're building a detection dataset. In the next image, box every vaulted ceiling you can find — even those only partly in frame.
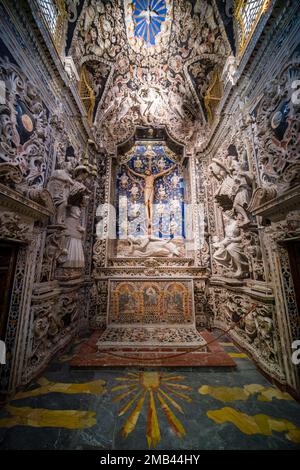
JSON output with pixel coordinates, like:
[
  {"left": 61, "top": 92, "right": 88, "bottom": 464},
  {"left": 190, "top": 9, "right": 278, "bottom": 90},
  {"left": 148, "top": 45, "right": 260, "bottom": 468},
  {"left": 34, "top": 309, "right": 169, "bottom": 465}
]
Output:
[{"left": 69, "top": 0, "right": 232, "bottom": 152}]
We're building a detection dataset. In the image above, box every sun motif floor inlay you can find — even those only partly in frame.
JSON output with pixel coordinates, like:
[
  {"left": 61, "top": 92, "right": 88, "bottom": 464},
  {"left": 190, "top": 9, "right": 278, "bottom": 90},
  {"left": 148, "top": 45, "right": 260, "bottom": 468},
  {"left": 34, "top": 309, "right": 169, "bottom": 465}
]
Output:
[
  {"left": 1, "top": 337, "right": 300, "bottom": 450},
  {"left": 112, "top": 371, "right": 192, "bottom": 448}
]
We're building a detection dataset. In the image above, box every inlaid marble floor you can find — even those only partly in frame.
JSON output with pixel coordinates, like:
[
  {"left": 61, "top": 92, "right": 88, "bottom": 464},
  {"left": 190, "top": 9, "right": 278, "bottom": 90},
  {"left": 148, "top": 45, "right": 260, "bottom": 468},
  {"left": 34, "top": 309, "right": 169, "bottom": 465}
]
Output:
[{"left": 0, "top": 333, "right": 300, "bottom": 450}]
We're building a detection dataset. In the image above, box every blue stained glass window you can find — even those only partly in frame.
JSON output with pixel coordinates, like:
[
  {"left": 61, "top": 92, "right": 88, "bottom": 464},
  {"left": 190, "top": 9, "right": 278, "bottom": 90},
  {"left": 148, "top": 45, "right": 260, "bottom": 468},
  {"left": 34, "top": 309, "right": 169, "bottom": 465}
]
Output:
[{"left": 132, "top": 0, "right": 167, "bottom": 46}]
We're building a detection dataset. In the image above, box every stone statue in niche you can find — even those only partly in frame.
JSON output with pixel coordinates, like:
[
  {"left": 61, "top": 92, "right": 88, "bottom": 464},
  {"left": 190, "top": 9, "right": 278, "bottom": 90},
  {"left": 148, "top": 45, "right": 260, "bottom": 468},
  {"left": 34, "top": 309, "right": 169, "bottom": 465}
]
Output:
[
  {"left": 47, "top": 161, "right": 91, "bottom": 225},
  {"left": 230, "top": 154, "right": 254, "bottom": 227},
  {"left": 47, "top": 168, "right": 74, "bottom": 224},
  {"left": 212, "top": 211, "right": 248, "bottom": 278},
  {"left": 43, "top": 159, "right": 91, "bottom": 280},
  {"left": 209, "top": 152, "right": 254, "bottom": 227},
  {"left": 127, "top": 235, "right": 181, "bottom": 258},
  {"left": 62, "top": 206, "right": 85, "bottom": 269},
  {"left": 69, "top": 164, "right": 91, "bottom": 207}
]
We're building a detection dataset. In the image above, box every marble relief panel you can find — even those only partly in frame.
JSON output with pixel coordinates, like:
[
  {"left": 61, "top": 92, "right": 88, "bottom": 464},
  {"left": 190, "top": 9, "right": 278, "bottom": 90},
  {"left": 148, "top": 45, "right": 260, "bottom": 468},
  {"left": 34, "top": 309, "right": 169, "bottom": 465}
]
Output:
[{"left": 108, "top": 279, "right": 194, "bottom": 325}]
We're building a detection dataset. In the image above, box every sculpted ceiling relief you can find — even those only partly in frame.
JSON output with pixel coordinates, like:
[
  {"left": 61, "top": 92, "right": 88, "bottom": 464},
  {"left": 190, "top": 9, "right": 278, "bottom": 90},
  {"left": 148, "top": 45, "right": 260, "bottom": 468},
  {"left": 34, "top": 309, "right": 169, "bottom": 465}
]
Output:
[
  {"left": 124, "top": 0, "right": 173, "bottom": 55},
  {"left": 70, "top": 0, "right": 231, "bottom": 151}
]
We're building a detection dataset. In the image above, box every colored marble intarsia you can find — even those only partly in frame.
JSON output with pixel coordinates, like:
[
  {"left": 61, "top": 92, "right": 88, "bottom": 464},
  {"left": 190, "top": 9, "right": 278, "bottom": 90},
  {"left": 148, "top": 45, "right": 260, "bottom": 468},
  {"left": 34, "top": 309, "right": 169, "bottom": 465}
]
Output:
[
  {"left": 109, "top": 279, "right": 193, "bottom": 324},
  {"left": 14, "top": 377, "right": 106, "bottom": 400},
  {"left": 0, "top": 406, "right": 97, "bottom": 430},
  {"left": 0, "top": 377, "right": 107, "bottom": 430},
  {"left": 207, "top": 408, "right": 300, "bottom": 444},
  {"left": 97, "top": 326, "right": 206, "bottom": 347},
  {"left": 0, "top": 357, "right": 300, "bottom": 449},
  {"left": 112, "top": 371, "right": 192, "bottom": 448},
  {"left": 199, "top": 384, "right": 293, "bottom": 403}
]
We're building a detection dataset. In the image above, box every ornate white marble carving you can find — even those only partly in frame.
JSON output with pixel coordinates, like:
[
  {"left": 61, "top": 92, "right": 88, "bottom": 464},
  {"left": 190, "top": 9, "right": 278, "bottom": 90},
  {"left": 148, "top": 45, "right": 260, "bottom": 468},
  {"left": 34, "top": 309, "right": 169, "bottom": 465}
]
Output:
[
  {"left": 47, "top": 169, "right": 74, "bottom": 225},
  {"left": 209, "top": 152, "right": 254, "bottom": 227},
  {"left": 221, "top": 55, "right": 238, "bottom": 86},
  {"left": 70, "top": 0, "right": 231, "bottom": 152},
  {"left": 212, "top": 286, "right": 282, "bottom": 380},
  {"left": 62, "top": 206, "right": 85, "bottom": 268},
  {"left": 0, "top": 211, "right": 30, "bottom": 242},
  {"left": 212, "top": 210, "right": 249, "bottom": 279},
  {"left": 0, "top": 58, "right": 50, "bottom": 187},
  {"left": 126, "top": 235, "right": 181, "bottom": 258}
]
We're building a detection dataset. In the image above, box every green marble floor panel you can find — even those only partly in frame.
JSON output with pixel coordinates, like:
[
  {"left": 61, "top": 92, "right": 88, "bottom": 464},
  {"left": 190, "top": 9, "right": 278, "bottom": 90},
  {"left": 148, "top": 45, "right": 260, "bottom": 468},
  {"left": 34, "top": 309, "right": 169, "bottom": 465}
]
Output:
[{"left": 0, "top": 335, "right": 300, "bottom": 450}]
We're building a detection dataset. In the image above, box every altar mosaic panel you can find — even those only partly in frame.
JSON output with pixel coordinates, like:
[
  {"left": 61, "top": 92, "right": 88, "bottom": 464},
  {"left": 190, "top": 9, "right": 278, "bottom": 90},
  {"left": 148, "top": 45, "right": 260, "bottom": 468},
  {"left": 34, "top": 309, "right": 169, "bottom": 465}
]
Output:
[{"left": 108, "top": 279, "right": 194, "bottom": 325}]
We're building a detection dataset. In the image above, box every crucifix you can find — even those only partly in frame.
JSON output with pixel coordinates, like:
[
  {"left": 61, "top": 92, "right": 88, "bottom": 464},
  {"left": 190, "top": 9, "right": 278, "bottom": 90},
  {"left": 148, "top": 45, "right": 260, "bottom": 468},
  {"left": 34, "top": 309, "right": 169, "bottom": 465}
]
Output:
[{"left": 125, "top": 156, "right": 176, "bottom": 236}]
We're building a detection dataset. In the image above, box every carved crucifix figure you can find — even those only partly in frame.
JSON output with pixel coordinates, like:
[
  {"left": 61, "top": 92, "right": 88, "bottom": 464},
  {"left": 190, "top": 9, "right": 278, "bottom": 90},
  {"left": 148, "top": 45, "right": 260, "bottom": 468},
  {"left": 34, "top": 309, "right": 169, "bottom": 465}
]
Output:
[{"left": 125, "top": 163, "right": 176, "bottom": 235}]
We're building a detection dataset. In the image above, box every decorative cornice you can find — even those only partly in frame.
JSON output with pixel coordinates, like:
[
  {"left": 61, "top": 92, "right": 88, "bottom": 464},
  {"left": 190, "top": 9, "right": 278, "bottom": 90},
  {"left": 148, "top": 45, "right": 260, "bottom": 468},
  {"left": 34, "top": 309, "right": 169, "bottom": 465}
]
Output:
[
  {"left": 94, "top": 266, "right": 209, "bottom": 279},
  {"left": 209, "top": 276, "right": 275, "bottom": 302},
  {"left": 252, "top": 185, "right": 300, "bottom": 222},
  {"left": 0, "top": 183, "right": 53, "bottom": 221}
]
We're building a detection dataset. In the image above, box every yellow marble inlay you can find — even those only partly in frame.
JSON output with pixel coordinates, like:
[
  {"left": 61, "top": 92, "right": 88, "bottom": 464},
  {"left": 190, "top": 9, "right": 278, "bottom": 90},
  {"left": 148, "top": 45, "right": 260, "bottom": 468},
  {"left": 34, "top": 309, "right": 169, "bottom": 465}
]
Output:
[
  {"left": 0, "top": 405, "right": 96, "bottom": 429},
  {"left": 228, "top": 353, "right": 249, "bottom": 358},
  {"left": 200, "top": 385, "right": 249, "bottom": 402},
  {"left": 112, "top": 371, "right": 192, "bottom": 448},
  {"left": 141, "top": 371, "right": 160, "bottom": 390},
  {"left": 199, "top": 384, "right": 293, "bottom": 403},
  {"left": 207, "top": 407, "right": 300, "bottom": 444},
  {"left": 0, "top": 378, "right": 107, "bottom": 430},
  {"left": 13, "top": 377, "right": 106, "bottom": 400}
]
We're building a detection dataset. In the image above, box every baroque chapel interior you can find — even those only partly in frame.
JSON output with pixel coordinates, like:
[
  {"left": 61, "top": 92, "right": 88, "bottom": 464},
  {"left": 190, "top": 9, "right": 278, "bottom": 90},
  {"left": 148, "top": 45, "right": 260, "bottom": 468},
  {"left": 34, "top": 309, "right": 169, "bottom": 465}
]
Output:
[{"left": 0, "top": 0, "right": 299, "bottom": 452}]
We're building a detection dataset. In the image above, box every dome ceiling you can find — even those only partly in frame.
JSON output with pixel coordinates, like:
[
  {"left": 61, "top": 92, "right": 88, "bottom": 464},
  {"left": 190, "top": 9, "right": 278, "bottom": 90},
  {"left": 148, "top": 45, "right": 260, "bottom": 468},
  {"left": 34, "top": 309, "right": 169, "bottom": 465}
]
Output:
[{"left": 70, "top": 0, "right": 232, "bottom": 152}]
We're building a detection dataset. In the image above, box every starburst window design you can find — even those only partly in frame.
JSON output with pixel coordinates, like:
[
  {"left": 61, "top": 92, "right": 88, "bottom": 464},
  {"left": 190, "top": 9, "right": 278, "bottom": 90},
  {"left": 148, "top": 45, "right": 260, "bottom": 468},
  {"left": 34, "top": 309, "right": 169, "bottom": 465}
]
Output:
[
  {"left": 133, "top": 0, "right": 167, "bottom": 46},
  {"left": 234, "top": 0, "right": 271, "bottom": 55}
]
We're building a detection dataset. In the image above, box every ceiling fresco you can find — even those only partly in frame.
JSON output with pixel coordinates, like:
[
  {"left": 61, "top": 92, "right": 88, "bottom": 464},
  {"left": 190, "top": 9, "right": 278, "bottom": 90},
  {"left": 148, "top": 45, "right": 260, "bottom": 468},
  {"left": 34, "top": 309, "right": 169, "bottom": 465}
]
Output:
[{"left": 70, "top": 0, "right": 232, "bottom": 152}]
